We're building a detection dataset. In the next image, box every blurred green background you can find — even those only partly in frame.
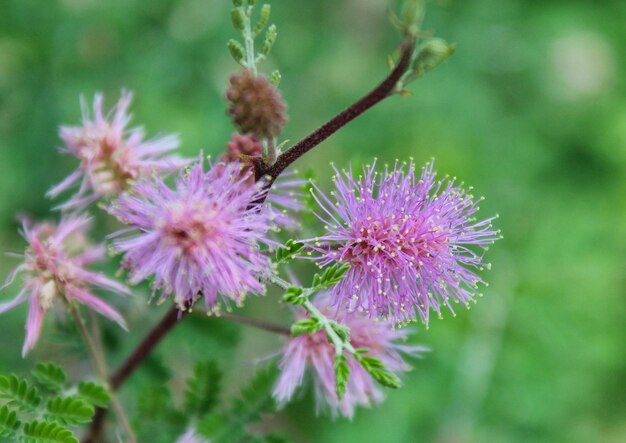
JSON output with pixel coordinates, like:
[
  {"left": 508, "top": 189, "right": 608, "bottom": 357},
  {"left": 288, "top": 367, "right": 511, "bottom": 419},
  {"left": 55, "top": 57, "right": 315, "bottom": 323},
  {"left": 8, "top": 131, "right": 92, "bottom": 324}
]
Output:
[{"left": 1, "top": 0, "right": 625, "bottom": 442}]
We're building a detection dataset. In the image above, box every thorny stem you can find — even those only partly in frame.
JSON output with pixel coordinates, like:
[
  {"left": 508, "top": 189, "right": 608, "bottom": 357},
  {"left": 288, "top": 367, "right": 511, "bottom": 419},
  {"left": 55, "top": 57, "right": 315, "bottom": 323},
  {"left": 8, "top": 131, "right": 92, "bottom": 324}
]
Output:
[
  {"left": 64, "top": 301, "right": 136, "bottom": 443},
  {"left": 255, "top": 40, "right": 415, "bottom": 183}
]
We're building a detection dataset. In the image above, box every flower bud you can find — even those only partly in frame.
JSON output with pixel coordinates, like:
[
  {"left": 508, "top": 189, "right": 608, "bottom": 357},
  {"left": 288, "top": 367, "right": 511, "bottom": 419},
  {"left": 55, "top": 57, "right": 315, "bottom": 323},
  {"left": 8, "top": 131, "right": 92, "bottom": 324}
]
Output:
[
  {"left": 226, "top": 70, "right": 288, "bottom": 138},
  {"left": 412, "top": 38, "right": 455, "bottom": 77},
  {"left": 224, "top": 133, "right": 263, "bottom": 162}
]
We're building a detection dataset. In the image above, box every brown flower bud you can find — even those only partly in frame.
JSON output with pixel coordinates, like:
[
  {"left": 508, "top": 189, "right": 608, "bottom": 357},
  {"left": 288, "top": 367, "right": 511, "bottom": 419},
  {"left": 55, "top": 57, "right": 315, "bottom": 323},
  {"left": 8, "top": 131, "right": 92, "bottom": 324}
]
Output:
[
  {"left": 226, "top": 70, "right": 287, "bottom": 138},
  {"left": 224, "top": 133, "right": 263, "bottom": 162}
]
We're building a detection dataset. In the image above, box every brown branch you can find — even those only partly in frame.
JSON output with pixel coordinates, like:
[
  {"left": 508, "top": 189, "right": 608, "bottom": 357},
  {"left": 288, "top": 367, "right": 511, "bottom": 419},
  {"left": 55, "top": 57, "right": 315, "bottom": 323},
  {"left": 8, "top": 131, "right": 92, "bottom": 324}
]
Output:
[{"left": 255, "top": 40, "right": 415, "bottom": 183}]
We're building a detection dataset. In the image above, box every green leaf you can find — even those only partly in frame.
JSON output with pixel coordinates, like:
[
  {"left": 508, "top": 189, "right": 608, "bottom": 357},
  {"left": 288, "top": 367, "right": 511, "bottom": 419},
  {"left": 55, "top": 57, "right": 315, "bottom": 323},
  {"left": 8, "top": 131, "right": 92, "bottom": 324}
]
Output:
[
  {"left": 282, "top": 286, "right": 306, "bottom": 305},
  {"left": 274, "top": 240, "right": 304, "bottom": 264},
  {"left": 184, "top": 361, "right": 222, "bottom": 417},
  {"left": 205, "top": 367, "right": 276, "bottom": 443},
  {"left": 269, "top": 70, "right": 281, "bottom": 87},
  {"left": 290, "top": 318, "right": 322, "bottom": 337},
  {"left": 227, "top": 39, "right": 245, "bottom": 64},
  {"left": 260, "top": 24, "right": 277, "bottom": 56},
  {"left": 231, "top": 7, "right": 245, "bottom": 32},
  {"left": 19, "top": 420, "right": 78, "bottom": 443},
  {"left": 77, "top": 382, "right": 110, "bottom": 408},
  {"left": 31, "top": 363, "right": 66, "bottom": 393},
  {"left": 46, "top": 396, "right": 94, "bottom": 426},
  {"left": 411, "top": 38, "right": 456, "bottom": 78},
  {"left": 0, "top": 374, "right": 41, "bottom": 412},
  {"left": 333, "top": 353, "right": 350, "bottom": 400},
  {"left": 330, "top": 321, "right": 350, "bottom": 342},
  {"left": 253, "top": 4, "right": 271, "bottom": 36},
  {"left": 312, "top": 263, "right": 350, "bottom": 289},
  {"left": 0, "top": 405, "right": 20, "bottom": 438},
  {"left": 358, "top": 355, "right": 402, "bottom": 389},
  {"left": 368, "top": 369, "right": 402, "bottom": 389}
]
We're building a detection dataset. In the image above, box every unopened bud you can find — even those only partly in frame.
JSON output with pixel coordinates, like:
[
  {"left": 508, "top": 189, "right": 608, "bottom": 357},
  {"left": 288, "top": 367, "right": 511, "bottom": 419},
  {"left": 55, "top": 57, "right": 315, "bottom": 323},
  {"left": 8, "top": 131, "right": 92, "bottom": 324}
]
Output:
[
  {"left": 412, "top": 38, "right": 455, "bottom": 77},
  {"left": 231, "top": 8, "right": 245, "bottom": 32},
  {"left": 227, "top": 39, "right": 245, "bottom": 64},
  {"left": 226, "top": 70, "right": 288, "bottom": 138}
]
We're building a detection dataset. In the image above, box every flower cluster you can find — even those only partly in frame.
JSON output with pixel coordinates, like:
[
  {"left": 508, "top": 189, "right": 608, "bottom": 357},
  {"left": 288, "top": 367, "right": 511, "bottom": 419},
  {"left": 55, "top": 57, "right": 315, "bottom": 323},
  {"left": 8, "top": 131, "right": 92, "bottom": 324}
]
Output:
[
  {"left": 48, "top": 92, "right": 188, "bottom": 210},
  {"left": 0, "top": 214, "right": 129, "bottom": 356},
  {"left": 303, "top": 161, "right": 499, "bottom": 325},
  {"left": 108, "top": 155, "right": 274, "bottom": 311},
  {"left": 274, "top": 294, "right": 426, "bottom": 418}
]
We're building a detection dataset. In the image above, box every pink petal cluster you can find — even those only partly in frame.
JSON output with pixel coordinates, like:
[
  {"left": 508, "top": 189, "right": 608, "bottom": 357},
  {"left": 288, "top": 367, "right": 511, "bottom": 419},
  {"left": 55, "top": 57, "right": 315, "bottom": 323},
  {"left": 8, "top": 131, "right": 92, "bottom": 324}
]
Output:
[
  {"left": 274, "top": 295, "right": 425, "bottom": 418},
  {"left": 303, "top": 161, "right": 500, "bottom": 325},
  {"left": 0, "top": 215, "right": 129, "bottom": 356},
  {"left": 108, "top": 155, "right": 274, "bottom": 311},
  {"left": 48, "top": 92, "right": 188, "bottom": 210}
]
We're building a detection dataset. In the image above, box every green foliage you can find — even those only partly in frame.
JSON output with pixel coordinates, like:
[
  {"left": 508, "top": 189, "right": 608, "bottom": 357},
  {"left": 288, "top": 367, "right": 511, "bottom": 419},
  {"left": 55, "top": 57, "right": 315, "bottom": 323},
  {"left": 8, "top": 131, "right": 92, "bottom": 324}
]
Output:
[
  {"left": 0, "top": 366, "right": 109, "bottom": 441},
  {"left": 333, "top": 354, "right": 350, "bottom": 399},
  {"left": 410, "top": 38, "right": 456, "bottom": 79},
  {"left": 260, "top": 24, "right": 277, "bottom": 56},
  {"left": 20, "top": 420, "right": 78, "bottom": 443},
  {"left": 290, "top": 318, "right": 322, "bottom": 336},
  {"left": 357, "top": 355, "right": 401, "bottom": 389},
  {"left": 0, "top": 405, "right": 20, "bottom": 438},
  {"left": 77, "top": 382, "right": 110, "bottom": 408},
  {"left": 312, "top": 263, "right": 351, "bottom": 290},
  {"left": 133, "top": 383, "right": 186, "bottom": 443},
  {"left": 253, "top": 4, "right": 271, "bottom": 37},
  {"left": 31, "top": 363, "right": 66, "bottom": 394},
  {"left": 0, "top": 374, "right": 42, "bottom": 412},
  {"left": 227, "top": 39, "right": 246, "bottom": 64},
  {"left": 231, "top": 8, "right": 246, "bottom": 32},
  {"left": 282, "top": 286, "right": 305, "bottom": 305},
  {"left": 184, "top": 360, "right": 222, "bottom": 417},
  {"left": 273, "top": 240, "right": 304, "bottom": 264},
  {"left": 45, "top": 396, "right": 94, "bottom": 426},
  {"left": 198, "top": 367, "right": 277, "bottom": 443}
]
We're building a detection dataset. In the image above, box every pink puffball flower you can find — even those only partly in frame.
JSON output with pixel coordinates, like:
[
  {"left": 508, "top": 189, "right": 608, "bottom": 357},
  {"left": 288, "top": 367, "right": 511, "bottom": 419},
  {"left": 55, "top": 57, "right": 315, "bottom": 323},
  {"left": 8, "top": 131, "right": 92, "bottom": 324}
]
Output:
[
  {"left": 303, "top": 161, "right": 500, "bottom": 325},
  {"left": 48, "top": 91, "right": 189, "bottom": 210},
  {"left": 0, "top": 214, "right": 129, "bottom": 356},
  {"left": 274, "top": 294, "right": 425, "bottom": 418},
  {"left": 108, "top": 155, "right": 274, "bottom": 311}
]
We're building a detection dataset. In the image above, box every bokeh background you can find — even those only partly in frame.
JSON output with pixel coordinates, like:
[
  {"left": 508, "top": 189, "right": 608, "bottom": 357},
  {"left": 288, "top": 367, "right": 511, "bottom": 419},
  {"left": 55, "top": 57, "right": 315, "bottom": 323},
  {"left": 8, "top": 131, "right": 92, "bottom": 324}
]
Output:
[{"left": 1, "top": 0, "right": 625, "bottom": 442}]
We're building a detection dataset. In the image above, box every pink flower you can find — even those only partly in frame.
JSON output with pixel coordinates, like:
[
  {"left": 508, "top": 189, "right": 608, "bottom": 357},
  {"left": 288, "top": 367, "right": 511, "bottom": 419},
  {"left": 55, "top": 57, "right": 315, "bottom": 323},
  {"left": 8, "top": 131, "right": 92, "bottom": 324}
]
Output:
[
  {"left": 274, "top": 295, "right": 425, "bottom": 418},
  {"left": 303, "top": 161, "right": 499, "bottom": 325},
  {"left": 48, "top": 91, "right": 189, "bottom": 210},
  {"left": 0, "top": 214, "right": 129, "bottom": 356},
  {"left": 108, "top": 155, "right": 274, "bottom": 311}
]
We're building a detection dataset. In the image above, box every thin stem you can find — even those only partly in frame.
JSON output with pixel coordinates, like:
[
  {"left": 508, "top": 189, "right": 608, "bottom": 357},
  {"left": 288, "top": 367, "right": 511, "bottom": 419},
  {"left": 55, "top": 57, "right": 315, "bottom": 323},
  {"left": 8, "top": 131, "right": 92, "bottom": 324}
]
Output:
[
  {"left": 256, "top": 40, "right": 415, "bottom": 182},
  {"left": 218, "top": 312, "right": 290, "bottom": 336},
  {"left": 243, "top": 6, "right": 257, "bottom": 75},
  {"left": 65, "top": 302, "right": 136, "bottom": 443}
]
